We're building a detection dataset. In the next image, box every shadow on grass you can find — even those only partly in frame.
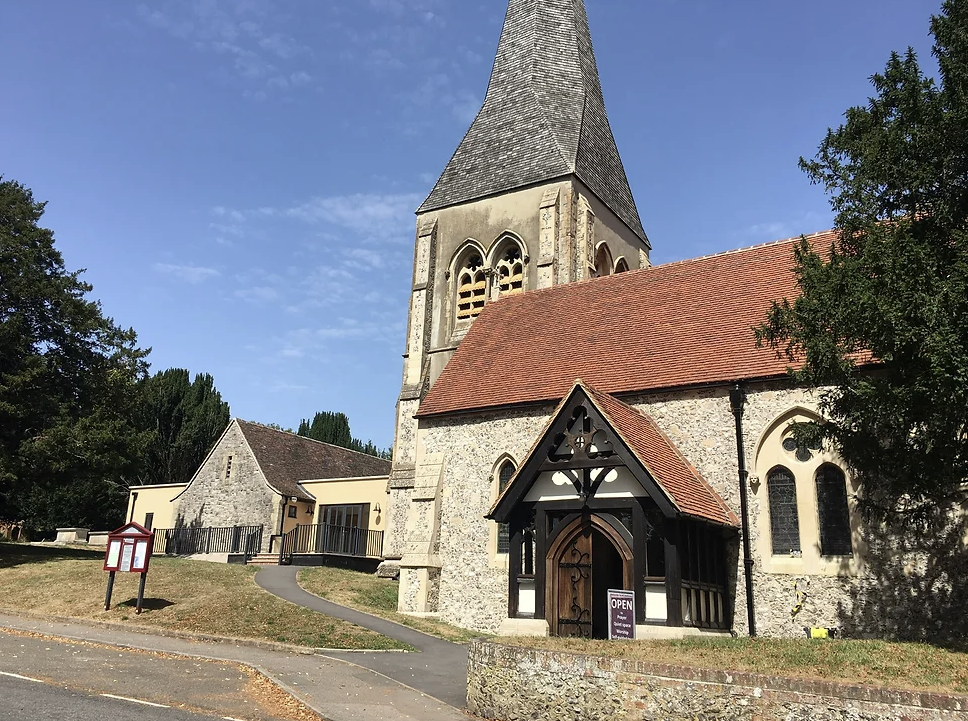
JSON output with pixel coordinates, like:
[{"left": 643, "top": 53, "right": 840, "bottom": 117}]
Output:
[
  {"left": 0, "top": 542, "right": 103, "bottom": 569},
  {"left": 117, "top": 597, "right": 175, "bottom": 612}
]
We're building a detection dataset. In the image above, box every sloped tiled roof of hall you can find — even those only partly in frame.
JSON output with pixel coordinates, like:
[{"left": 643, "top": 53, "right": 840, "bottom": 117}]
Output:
[
  {"left": 583, "top": 383, "right": 739, "bottom": 527},
  {"left": 418, "top": 0, "right": 647, "bottom": 243},
  {"left": 237, "top": 420, "right": 391, "bottom": 501},
  {"left": 417, "top": 230, "right": 839, "bottom": 418}
]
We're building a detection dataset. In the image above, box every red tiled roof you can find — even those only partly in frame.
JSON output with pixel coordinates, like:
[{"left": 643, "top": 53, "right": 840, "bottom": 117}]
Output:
[
  {"left": 237, "top": 420, "right": 391, "bottom": 501},
  {"left": 583, "top": 384, "right": 739, "bottom": 527},
  {"left": 418, "top": 231, "right": 836, "bottom": 418}
]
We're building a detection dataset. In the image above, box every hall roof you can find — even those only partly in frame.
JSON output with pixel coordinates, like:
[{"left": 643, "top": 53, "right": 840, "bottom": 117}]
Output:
[
  {"left": 237, "top": 420, "right": 391, "bottom": 502},
  {"left": 417, "top": 231, "right": 837, "bottom": 418},
  {"left": 418, "top": 0, "right": 647, "bottom": 244}
]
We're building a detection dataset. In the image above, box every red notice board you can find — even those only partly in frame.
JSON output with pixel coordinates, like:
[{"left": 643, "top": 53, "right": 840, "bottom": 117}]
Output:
[{"left": 104, "top": 522, "right": 154, "bottom": 573}]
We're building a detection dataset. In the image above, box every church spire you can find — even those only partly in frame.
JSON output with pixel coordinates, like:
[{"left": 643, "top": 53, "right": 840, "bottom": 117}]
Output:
[{"left": 419, "top": 0, "right": 646, "bottom": 243}]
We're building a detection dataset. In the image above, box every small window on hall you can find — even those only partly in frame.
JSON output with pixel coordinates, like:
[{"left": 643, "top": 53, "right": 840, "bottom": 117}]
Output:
[
  {"left": 816, "top": 464, "right": 853, "bottom": 556},
  {"left": 457, "top": 253, "right": 487, "bottom": 321},
  {"left": 144, "top": 512, "right": 154, "bottom": 531},
  {"left": 225, "top": 455, "right": 233, "bottom": 479},
  {"left": 497, "top": 460, "right": 515, "bottom": 554},
  {"left": 288, "top": 505, "right": 298, "bottom": 519},
  {"left": 614, "top": 258, "right": 629, "bottom": 273},
  {"left": 496, "top": 245, "right": 524, "bottom": 297},
  {"left": 767, "top": 466, "right": 801, "bottom": 555}
]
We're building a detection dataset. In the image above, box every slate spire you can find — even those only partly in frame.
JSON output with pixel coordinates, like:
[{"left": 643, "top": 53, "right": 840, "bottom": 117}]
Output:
[{"left": 419, "top": 0, "right": 646, "bottom": 242}]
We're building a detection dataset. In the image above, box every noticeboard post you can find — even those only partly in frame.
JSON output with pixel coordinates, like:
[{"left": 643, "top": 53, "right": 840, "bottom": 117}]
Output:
[
  {"left": 607, "top": 589, "right": 636, "bottom": 640},
  {"left": 103, "top": 522, "right": 154, "bottom": 614}
]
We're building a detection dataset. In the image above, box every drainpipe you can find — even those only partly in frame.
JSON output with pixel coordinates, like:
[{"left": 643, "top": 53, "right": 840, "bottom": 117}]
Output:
[{"left": 729, "top": 383, "right": 757, "bottom": 637}]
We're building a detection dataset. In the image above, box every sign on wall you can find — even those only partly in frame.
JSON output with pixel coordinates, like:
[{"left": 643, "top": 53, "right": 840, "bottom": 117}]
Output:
[{"left": 607, "top": 589, "right": 636, "bottom": 640}]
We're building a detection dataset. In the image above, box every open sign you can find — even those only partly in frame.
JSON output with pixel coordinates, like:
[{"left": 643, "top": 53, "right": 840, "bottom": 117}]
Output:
[{"left": 607, "top": 589, "right": 636, "bottom": 640}]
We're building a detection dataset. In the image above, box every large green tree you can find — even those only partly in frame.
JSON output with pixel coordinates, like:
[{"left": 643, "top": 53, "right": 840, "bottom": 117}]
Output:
[
  {"left": 136, "top": 368, "right": 230, "bottom": 486},
  {"left": 0, "top": 179, "right": 150, "bottom": 529},
  {"left": 297, "top": 411, "right": 390, "bottom": 459},
  {"left": 757, "top": 0, "right": 968, "bottom": 526}
]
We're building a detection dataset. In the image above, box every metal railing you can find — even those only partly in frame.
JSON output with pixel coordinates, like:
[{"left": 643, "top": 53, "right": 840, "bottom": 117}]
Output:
[
  {"left": 152, "top": 525, "right": 263, "bottom": 557},
  {"left": 278, "top": 523, "right": 383, "bottom": 564}
]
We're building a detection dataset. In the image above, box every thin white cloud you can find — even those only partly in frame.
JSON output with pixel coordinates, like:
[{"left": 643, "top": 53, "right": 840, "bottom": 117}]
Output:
[
  {"left": 235, "top": 286, "right": 280, "bottom": 304},
  {"left": 154, "top": 263, "right": 220, "bottom": 284},
  {"left": 284, "top": 192, "right": 421, "bottom": 239}
]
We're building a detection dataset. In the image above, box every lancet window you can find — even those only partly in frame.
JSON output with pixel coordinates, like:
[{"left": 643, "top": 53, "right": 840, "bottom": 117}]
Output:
[
  {"left": 767, "top": 465, "right": 801, "bottom": 555},
  {"left": 496, "top": 245, "right": 524, "bottom": 297},
  {"left": 456, "top": 252, "right": 487, "bottom": 321},
  {"left": 815, "top": 464, "right": 852, "bottom": 556},
  {"left": 496, "top": 460, "right": 515, "bottom": 553}
]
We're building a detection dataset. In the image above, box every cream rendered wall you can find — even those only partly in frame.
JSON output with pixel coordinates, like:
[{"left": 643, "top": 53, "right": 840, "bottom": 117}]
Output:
[
  {"left": 300, "top": 476, "right": 389, "bottom": 531},
  {"left": 125, "top": 484, "right": 186, "bottom": 530}
]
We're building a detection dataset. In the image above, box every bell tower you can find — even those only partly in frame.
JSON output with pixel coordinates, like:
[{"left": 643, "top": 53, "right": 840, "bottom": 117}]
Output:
[{"left": 381, "top": 0, "right": 651, "bottom": 578}]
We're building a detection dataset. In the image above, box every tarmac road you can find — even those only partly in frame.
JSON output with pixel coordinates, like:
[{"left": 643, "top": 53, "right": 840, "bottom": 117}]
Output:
[{"left": 0, "top": 674, "right": 227, "bottom": 721}]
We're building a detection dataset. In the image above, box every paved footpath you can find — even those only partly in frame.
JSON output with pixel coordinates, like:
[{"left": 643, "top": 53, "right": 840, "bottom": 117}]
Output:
[
  {"left": 255, "top": 566, "right": 469, "bottom": 708},
  {"left": 0, "top": 610, "right": 471, "bottom": 721}
]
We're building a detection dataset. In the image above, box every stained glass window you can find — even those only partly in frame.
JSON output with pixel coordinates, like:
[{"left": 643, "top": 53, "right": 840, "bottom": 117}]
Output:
[
  {"left": 816, "top": 465, "right": 853, "bottom": 556},
  {"left": 768, "top": 466, "right": 801, "bottom": 555}
]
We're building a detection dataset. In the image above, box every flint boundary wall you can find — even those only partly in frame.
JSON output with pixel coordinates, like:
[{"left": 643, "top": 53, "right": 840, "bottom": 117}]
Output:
[{"left": 467, "top": 640, "right": 968, "bottom": 721}]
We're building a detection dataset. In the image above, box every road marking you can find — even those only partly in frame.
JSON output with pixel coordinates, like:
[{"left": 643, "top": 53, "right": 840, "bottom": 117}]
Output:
[
  {"left": 0, "top": 671, "right": 44, "bottom": 683},
  {"left": 222, "top": 717, "right": 246, "bottom": 721},
  {"left": 100, "top": 693, "right": 170, "bottom": 708}
]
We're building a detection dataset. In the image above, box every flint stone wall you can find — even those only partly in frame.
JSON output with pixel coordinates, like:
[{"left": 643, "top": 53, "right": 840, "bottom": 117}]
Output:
[
  {"left": 467, "top": 641, "right": 968, "bottom": 721},
  {"left": 174, "top": 422, "right": 276, "bottom": 551},
  {"left": 414, "top": 381, "right": 858, "bottom": 636}
]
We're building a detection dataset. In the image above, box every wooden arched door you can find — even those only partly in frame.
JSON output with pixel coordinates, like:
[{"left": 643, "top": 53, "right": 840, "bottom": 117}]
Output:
[{"left": 545, "top": 514, "right": 634, "bottom": 638}]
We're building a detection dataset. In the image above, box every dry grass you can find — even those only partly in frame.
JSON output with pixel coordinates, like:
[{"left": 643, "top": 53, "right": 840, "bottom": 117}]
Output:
[
  {"left": 0, "top": 543, "right": 409, "bottom": 650},
  {"left": 298, "top": 566, "right": 483, "bottom": 643},
  {"left": 499, "top": 636, "right": 968, "bottom": 694}
]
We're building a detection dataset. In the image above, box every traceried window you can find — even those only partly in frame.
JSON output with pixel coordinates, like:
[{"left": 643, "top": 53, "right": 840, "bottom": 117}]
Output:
[
  {"left": 457, "top": 253, "right": 487, "bottom": 321},
  {"left": 767, "top": 466, "right": 801, "bottom": 555},
  {"left": 614, "top": 258, "right": 629, "bottom": 273},
  {"left": 496, "top": 460, "right": 515, "bottom": 554},
  {"left": 496, "top": 245, "right": 524, "bottom": 297},
  {"left": 815, "top": 464, "right": 853, "bottom": 556}
]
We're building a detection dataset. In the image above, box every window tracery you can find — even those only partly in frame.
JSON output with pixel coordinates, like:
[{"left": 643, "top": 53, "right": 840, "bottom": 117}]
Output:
[
  {"left": 593, "top": 243, "right": 613, "bottom": 277},
  {"left": 614, "top": 258, "right": 629, "bottom": 273},
  {"left": 456, "top": 252, "right": 487, "bottom": 321},
  {"left": 496, "top": 245, "right": 524, "bottom": 297}
]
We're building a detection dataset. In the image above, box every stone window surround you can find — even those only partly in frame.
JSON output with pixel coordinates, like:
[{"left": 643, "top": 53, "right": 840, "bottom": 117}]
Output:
[
  {"left": 448, "top": 232, "right": 530, "bottom": 341},
  {"left": 753, "top": 407, "right": 864, "bottom": 576},
  {"left": 488, "top": 453, "right": 518, "bottom": 569}
]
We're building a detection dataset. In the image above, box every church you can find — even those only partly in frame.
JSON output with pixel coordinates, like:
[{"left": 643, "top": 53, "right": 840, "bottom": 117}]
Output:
[{"left": 379, "top": 0, "right": 951, "bottom": 641}]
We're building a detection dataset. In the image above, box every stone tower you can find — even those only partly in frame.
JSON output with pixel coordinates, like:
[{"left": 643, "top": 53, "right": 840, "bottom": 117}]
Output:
[{"left": 382, "top": 0, "right": 650, "bottom": 575}]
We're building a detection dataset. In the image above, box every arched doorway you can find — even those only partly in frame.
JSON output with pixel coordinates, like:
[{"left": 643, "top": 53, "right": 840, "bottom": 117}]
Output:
[{"left": 545, "top": 514, "right": 633, "bottom": 638}]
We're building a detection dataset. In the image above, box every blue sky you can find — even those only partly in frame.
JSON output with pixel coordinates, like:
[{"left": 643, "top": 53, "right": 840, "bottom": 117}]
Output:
[{"left": 1, "top": 0, "right": 939, "bottom": 448}]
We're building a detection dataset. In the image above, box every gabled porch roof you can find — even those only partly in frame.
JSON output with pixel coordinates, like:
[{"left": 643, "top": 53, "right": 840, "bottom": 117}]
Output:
[{"left": 488, "top": 380, "right": 739, "bottom": 527}]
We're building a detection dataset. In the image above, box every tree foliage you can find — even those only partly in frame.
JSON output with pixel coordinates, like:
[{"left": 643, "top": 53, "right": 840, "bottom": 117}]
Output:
[
  {"left": 0, "top": 179, "right": 150, "bottom": 530},
  {"left": 756, "top": 0, "right": 968, "bottom": 525},
  {"left": 297, "top": 411, "right": 391, "bottom": 459},
  {"left": 137, "top": 368, "right": 230, "bottom": 486}
]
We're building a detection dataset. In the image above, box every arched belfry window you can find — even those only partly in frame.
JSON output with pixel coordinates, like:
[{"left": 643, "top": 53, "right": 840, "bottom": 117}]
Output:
[
  {"left": 457, "top": 252, "right": 487, "bottom": 321},
  {"left": 496, "top": 460, "right": 515, "bottom": 554},
  {"left": 496, "top": 245, "right": 524, "bottom": 297},
  {"left": 594, "top": 243, "right": 613, "bottom": 277},
  {"left": 767, "top": 466, "right": 801, "bottom": 555},
  {"left": 815, "top": 464, "right": 852, "bottom": 556},
  {"left": 614, "top": 257, "right": 629, "bottom": 273}
]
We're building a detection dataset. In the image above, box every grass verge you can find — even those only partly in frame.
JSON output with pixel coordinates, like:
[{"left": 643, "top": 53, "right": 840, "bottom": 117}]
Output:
[
  {"left": 0, "top": 543, "right": 409, "bottom": 650},
  {"left": 497, "top": 636, "right": 968, "bottom": 694},
  {"left": 298, "top": 566, "right": 482, "bottom": 643}
]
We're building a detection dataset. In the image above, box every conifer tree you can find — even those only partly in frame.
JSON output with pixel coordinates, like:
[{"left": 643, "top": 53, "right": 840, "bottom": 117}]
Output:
[{"left": 757, "top": 0, "right": 968, "bottom": 525}]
